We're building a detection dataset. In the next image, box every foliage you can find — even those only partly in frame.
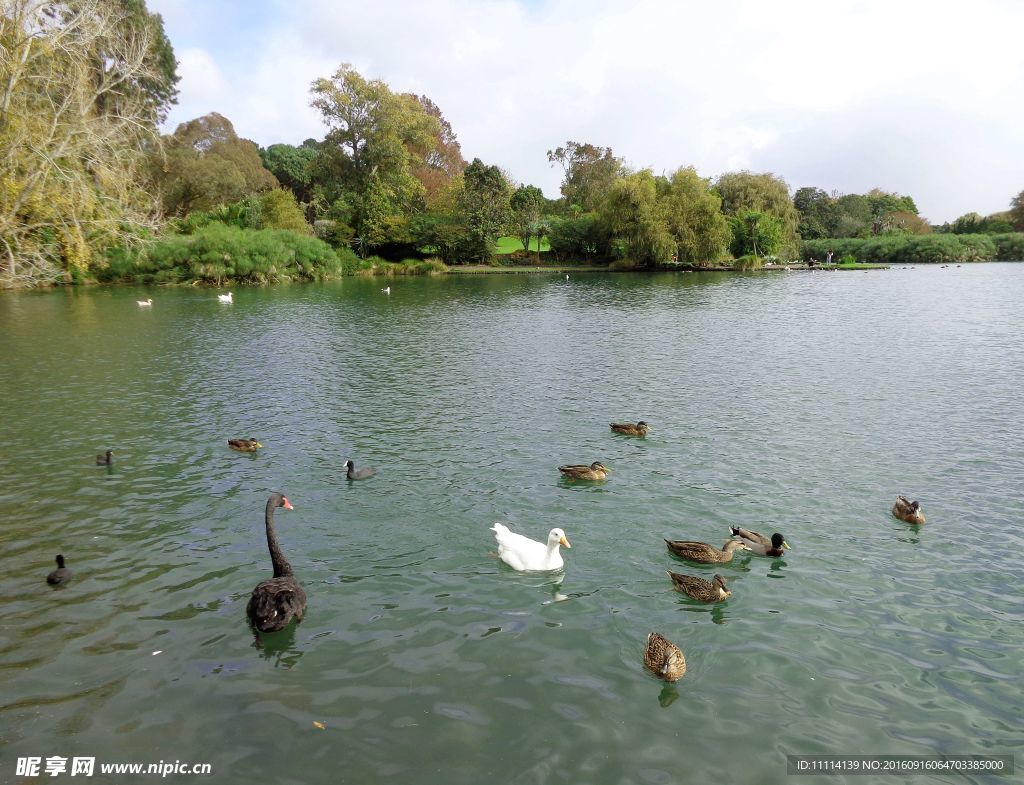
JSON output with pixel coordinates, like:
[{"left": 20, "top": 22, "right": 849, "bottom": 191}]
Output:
[
  {"left": 114, "top": 224, "right": 346, "bottom": 284},
  {"left": 546, "top": 140, "right": 622, "bottom": 212},
  {"left": 456, "top": 159, "right": 511, "bottom": 263},
  {"left": 257, "top": 189, "right": 312, "bottom": 234},
  {"left": 715, "top": 171, "right": 799, "bottom": 254},
  {"left": 1009, "top": 190, "right": 1024, "bottom": 231},
  {"left": 793, "top": 186, "right": 923, "bottom": 240},
  {"left": 309, "top": 64, "right": 445, "bottom": 252},
  {"left": 941, "top": 212, "right": 1015, "bottom": 235},
  {"left": 509, "top": 185, "right": 545, "bottom": 257},
  {"left": 802, "top": 234, "right": 1000, "bottom": 264},
  {"left": 598, "top": 170, "right": 674, "bottom": 266},
  {"left": 547, "top": 213, "right": 608, "bottom": 261},
  {"left": 728, "top": 211, "right": 784, "bottom": 258},
  {"left": 150, "top": 113, "right": 278, "bottom": 217},
  {"left": 259, "top": 140, "right": 319, "bottom": 206},
  {"left": 991, "top": 233, "right": 1024, "bottom": 261},
  {"left": 1, "top": 0, "right": 179, "bottom": 288},
  {"left": 658, "top": 167, "right": 731, "bottom": 265}
]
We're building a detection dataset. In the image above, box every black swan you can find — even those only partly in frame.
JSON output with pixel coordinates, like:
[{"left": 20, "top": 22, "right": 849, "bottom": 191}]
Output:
[
  {"left": 96, "top": 449, "right": 113, "bottom": 465},
  {"left": 47, "top": 554, "right": 72, "bottom": 585},
  {"left": 344, "top": 459, "right": 377, "bottom": 480},
  {"left": 246, "top": 493, "right": 306, "bottom": 632}
]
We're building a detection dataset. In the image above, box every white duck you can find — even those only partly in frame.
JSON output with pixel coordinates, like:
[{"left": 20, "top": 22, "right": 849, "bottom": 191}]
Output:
[
  {"left": 382, "top": 286, "right": 391, "bottom": 295},
  {"left": 491, "top": 523, "right": 570, "bottom": 571},
  {"left": 218, "top": 291, "right": 233, "bottom": 303},
  {"left": 137, "top": 298, "right": 152, "bottom": 307}
]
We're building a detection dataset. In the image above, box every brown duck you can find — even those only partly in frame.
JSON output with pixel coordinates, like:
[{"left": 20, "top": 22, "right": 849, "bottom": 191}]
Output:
[
  {"left": 664, "top": 538, "right": 750, "bottom": 563},
  {"left": 610, "top": 421, "right": 649, "bottom": 437},
  {"left": 558, "top": 462, "right": 610, "bottom": 481},
  {"left": 667, "top": 571, "right": 731, "bottom": 602},
  {"left": 644, "top": 632, "right": 686, "bottom": 681},
  {"left": 892, "top": 495, "right": 925, "bottom": 524},
  {"left": 228, "top": 438, "right": 262, "bottom": 453}
]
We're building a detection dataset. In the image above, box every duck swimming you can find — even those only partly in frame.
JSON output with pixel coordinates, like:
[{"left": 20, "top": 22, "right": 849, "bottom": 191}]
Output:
[
  {"left": 644, "top": 632, "right": 686, "bottom": 681},
  {"left": 344, "top": 459, "right": 377, "bottom": 480},
  {"left": 892, "top": 495, "right": 925, "bottom": 524},
  {"left": 137, "top": 298, "right": 152, "bottom": 307},
  {"left": 664, "top": 538, "right": 750, "bottom": 564},
  {"left": 729, "top": 526, "right": 790, "bottom": 557},
  {"left": 491, "top": 523, "right": 570, "bottom": 571},
  {"left": 218, "top": 292, "right": 233, "bottom": 303},
  {"left": 46, "top": 555, "right": 72, "bottom": 585},
  {"left": 667, "top": 571, "right": 731, "bottom": 602},
  {"left": 227, "top": 438, "right": 262, "bottom": 452},
  {"left": 558, "top": 462, "right": 610, "bottom": 481},
  {"left": 610, "top": 421, "right": 649, "bottom": 436},
  {"left": 95, "top": 449, "right": 113, "bottom": 465}
]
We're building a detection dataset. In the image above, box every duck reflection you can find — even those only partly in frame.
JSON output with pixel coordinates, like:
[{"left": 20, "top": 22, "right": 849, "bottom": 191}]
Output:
[{"left": 657, "top": 684, "right": 681, "bottom": 708}]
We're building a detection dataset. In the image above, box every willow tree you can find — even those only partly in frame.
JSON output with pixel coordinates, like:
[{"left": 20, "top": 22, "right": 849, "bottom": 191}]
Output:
[
  {"left": 599, "top": 170, "right": 674, "bottom": 266},
  {"left": 715, "top": 170, "right": 799, "bottom": 256},
  {"left": 658, "top": 167, "right": 731, "bottom": 265},
  {"left": 0, "top": 0, "right": 178, "bottom": 287}
]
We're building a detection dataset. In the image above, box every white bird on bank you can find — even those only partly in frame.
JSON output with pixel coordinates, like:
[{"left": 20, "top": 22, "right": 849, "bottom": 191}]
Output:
[
  {"left": 218, "top": 292, "right": 233, "bottom": 303},
  {"left": 137, "top": 298, "right": 152, "bottom": 307},
  {"left": 490, "top": 522, "right": 570, "bottom": 571}
]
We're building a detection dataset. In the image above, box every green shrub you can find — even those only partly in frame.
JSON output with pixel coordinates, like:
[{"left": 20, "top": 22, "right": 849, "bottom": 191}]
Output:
[{"left": 991, "top": 233, "right": 1024, "bottom": 261}]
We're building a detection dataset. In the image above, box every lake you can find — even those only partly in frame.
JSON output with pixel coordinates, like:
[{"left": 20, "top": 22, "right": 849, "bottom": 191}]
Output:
[{"left": 1, "top": 265, "right": 1021, "bottom": 784}]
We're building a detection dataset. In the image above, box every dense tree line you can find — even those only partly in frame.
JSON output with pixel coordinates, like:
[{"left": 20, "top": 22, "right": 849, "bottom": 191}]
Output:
[{"left": 3, "top": 5, "right": 1024, "bottom": 289}]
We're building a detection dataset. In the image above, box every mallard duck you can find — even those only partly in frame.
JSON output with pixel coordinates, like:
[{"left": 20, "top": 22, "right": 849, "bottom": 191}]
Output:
[
  {"left": 667, "top": 571, "right": 731, "bottom": 602},
  {"left": 46, "top": 554, "right": 72, "bottom": 585},
  {"left": 892, "top": 495, "right": 925, "bottom": 524},
  {"left": 491, "top": 522, "right": 570, "bottom": 571},
  {"left": 610, "top": 421, "right": 648, "bottom": 436},
  {"left": 664, "top": 538, "right": 750, "bottom": 563},
  {"left": 644, "top": 632, "right": 686, "bottom": 681},
  {"left": 218, "top": 291, "right": 233, "bottom": 303},
  {"left": 247, "top": 493, "right": 306, "bottom": 633},
  {"left": 729, "top": 526, "right": 790, "bottom": 557},
  {"left": 558, "top": 462, "right": 609, "bottom": 481},
  {"left": 228, "top": 438, "right": 262, "bottom": 452},
  {"left": 95, "top": 449, "right": 113, "bottom": 465},
  {"left": 344, "top": 459, "right": 376, "bottom": 480},
  {"left": 136, "top": 298, "right": 152, "bottom": 307}
]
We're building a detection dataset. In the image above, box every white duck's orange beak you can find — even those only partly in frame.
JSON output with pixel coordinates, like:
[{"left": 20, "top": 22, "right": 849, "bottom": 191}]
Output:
[{"left": 560, "top": 535, "right": 571, "bottom": 548}]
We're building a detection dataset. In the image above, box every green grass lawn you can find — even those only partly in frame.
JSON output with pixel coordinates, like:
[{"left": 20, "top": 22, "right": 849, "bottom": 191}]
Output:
[{"left": 494, "top": 236, "right": 551, "bottom": 254}]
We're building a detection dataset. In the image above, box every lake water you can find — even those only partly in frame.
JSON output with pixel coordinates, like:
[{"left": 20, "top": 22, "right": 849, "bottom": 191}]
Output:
[{"left": 1, "top": 266, "right": 1021, "bottom": 785}]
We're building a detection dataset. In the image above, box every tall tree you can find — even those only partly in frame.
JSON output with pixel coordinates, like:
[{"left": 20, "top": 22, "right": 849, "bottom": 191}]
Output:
[
  {"left": 309, "top": 64, "right": 440, "bottom": 250},
  {"left": 1009, "top": 190, "right": 1024, "bottom": 231},
  {"left": 793, "top": 187, "right": 837, "bottom": 239},
  {"left": 715, "top": 171, "right": 800, "bottom": 254},
  {"left": 599, "top": 170, "right": 673, "bottom": 266},
  {"left": 457, "top": 158, "right": 511, "bottom": 263},
  {"left": 150, "top": 113, "right": 278, "bottom": 216},
  {"left": 408, "top": 94, "right": 466, "bottom": 207},
  {"left": 658, "top": 167, "right": 731, "bottom": 265},
  {"left": 0, "top": 0, "right": 179, "bottom": 287},
  {"left": 547, "top": 140, "right": 622, "bottom": 212},
  {"left": 510, "top": 184, "right": 545, "bottom": 255},
  {"left": 260, "top": 140, "right": 319, "bottom": 206}
]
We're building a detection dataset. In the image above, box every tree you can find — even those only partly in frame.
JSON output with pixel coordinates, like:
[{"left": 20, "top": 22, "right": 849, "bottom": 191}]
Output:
[
  {"left": 257, "top": 189, "right": 311, "bottom": 234},
  {"left": 408, "top": 94, "right": 466, "bottom": 207},
  {"left": 1010, "top": 190, "right": 1024, "bottom": 231},
  {"left": 510, "top": 184, "right": 545, "bottom": 255},
  {"left": 715, "top": 171, "right": 800, "bottom": 254},
  {"left": 599, "top": 170, "right": 674, "bottom": 266},
  {"left": 793, "top": 187, "right": 838, "bottom": 239},
  {"left": 547, "top": 140, "right": 622, "bottom": 212},
  {"left": 309, "top": 64, "right": 440, "bottom": 251},
  {"left": 150, "top": 113, "right": 278, "bottom": 216},
  {"left": 0, "top": 0, "right": 179, "bottom": 287},
  {"left": 457, "top": 159, "right": 511, "bottom": 263},
  {"left": 658, "top": 167, "right": 731, "bottom": 265},
  {"left": 729, "top": 211, "right": 784, "bottom": 258},
  {"left": 260, "top": 140, "right": 319, "bottom": 206}
]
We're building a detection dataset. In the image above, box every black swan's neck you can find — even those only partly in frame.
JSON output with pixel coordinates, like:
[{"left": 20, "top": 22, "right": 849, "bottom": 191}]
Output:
[{"left": 265, "top": 498, "right": 293, "bottom": 578}]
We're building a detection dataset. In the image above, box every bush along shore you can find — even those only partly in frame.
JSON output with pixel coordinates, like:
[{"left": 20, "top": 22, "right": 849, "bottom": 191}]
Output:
[{"left": 802, "top": 233, "right": 1024, "bottom": 265}]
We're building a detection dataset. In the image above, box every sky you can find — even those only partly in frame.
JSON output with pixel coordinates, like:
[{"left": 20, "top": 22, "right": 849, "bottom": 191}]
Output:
[{"left": 146, "top": 0, "right": 1024, "bottom": 224}]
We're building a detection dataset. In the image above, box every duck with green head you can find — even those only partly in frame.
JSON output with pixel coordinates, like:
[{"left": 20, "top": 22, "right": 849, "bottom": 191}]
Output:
[{"left": 729, "top": 526, "right": 790, "bottom": 557}]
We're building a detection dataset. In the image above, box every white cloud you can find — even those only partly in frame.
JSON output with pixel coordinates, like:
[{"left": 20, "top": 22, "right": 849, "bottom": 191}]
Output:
[{"left": 149, "top": 0, "right": 1024, "bottom": 222}]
